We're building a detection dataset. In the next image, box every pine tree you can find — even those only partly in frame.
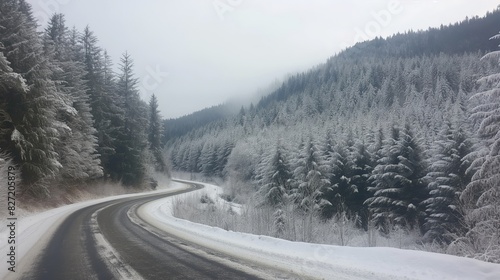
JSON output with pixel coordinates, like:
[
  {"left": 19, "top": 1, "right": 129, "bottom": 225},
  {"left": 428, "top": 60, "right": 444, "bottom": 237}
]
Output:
[
  {"left": 397, "top": 123, "right": 428, "bottom": 230},
  {"left": 350, "top": 141, "right": 374, "bottom": 230},
  {"left": 0, "top": 0, "right": 64, "bottom": 195},
  {"left": 216, "top": 139, "right": 234, "bottom": 177},
  {"left": 366, "top": 124, "right": 427, "bottom": 232},
  {"left": 148, "top": 94, "right": 167, "bottom": 173},
  {"left": 148, "top": 94, "right": 162, "bottom": 149},
  {"left": 290, "top": 135, "right": 330, "bottom": 241},
  {"left": 424, "top": 122, "right": 473, "bottom": 243},
  {"left": 0, "top": 48, "right": 28, "bottom": 156},
  {"left": 366, "top": 126, "right": 401, "bottom": 232},
  {"left": 259, "top": 140, "right": 292, "bottom": 207},
  {"left": 460, "top": 31, "right": 500, "bottom": 262},
  {"left": 188, "top": 143, "right": 202, "bottom": 173},
  {"left": 114, "top": 52, "right": 148, "bottom": 186},
  {"left": 292, "top": 136, "right": 330, "bottom": 214},
  {"left": 0, "top": 47, "right": 28, "bottom": 124},
  {"left": 325, "top": 137, "right": 355, "bottom": 217},
  {"left": 81, "top": 27, "right": 123, "bottom": 180},
  {"left": 319, "top": 130, "right": 336, "bottom": 219},
  {"left": 200, "top": 142, "right": 218, "bottom": 177},
  {"left": 43, "top": 14, "right": 102, "bottom": 182}
]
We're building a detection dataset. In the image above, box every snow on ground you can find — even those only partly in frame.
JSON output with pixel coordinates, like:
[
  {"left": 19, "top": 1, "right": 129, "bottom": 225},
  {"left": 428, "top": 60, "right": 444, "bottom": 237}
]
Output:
[
  {"left": 166, "top": 181, "right": 242, "bottom": 215},
  {"left": 0, "top": 181, "right": 188, "bottom": 280},
  {"left": 139, "top": 180, "right": 500, "bottom": 280}
]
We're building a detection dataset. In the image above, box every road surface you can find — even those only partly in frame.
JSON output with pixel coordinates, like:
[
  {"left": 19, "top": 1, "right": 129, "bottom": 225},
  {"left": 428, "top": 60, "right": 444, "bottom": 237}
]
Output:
[{"left": 17, "top": 181, "right": 270, "bottom": 280}]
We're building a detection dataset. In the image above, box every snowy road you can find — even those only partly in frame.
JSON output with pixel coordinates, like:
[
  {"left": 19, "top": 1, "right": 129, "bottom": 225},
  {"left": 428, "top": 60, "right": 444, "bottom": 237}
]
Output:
[{"left": 8, "top": 181, "right": 271, "bottom": 280}]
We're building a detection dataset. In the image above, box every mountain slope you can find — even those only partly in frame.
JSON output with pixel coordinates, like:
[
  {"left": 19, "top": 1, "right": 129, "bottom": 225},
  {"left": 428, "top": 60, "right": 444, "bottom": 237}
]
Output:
[
  {"left": 163, "top": 8, "right": 500, "bottom": 140},
  {"left": 165, "top": 7, "right": 500, "bottom": 263}
]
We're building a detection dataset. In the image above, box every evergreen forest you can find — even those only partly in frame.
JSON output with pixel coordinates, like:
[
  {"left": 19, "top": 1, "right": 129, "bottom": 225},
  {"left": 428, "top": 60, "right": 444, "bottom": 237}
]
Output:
[
  {"left": 166, "top": 8, "right": 500, "bottom": 262},
  {"left": 0, "top": 0, "right": 168, "bottom": 199}
]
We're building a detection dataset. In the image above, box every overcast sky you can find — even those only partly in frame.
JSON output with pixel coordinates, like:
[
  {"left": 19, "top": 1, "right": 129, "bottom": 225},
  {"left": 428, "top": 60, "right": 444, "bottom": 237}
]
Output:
[{"left": 27, "top": 0, "right": 499, "bottom": 118}]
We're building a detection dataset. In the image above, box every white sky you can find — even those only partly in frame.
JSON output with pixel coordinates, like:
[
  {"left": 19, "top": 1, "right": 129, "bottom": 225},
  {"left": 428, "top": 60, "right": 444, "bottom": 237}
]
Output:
[{"left": 27, "top": 0, "right": 499, "bottom": 118}]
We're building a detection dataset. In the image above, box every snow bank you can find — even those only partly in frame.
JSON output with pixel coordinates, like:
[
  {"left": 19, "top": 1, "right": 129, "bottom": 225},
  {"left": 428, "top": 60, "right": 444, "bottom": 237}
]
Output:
[{"left": 139, "top": 180, "right": 500, "bottom": 280}]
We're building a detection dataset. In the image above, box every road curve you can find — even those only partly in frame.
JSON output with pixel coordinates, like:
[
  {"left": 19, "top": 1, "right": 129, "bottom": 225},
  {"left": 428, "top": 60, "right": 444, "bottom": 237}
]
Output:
[{"left": 19, "top": 181, "right": 263, "bottom": 280}]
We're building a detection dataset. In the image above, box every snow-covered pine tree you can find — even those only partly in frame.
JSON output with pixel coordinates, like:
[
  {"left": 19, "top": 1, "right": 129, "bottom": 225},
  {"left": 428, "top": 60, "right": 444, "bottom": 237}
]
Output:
[
  {"left": 216, "top": 138, "right": 234, "bottom": 177},
  {"left": 397, "top": 123, "right": 428, "bottom": 231},
  {"left": 319, "top": 130, "right": 336, "bottom": 219},
  {"left": 0, "top": 0, "right": 65, "bottom": 196},
  {"left": 324, "top": 135, "right": 355, "bottom": 218},
  {"left": 114, "top": 52, "right": 148, "bottom": 186},
  {"left": 188, "top": 143, "right": 202, "bottom": 173},
  {"left": 366, "top": 124, "right": 427, "bottom": 232},
  {"left": 424, "top": 122, "right": 473, "bottom": 243},
  {"left": 43, "top": 14, "right": 102, "bottom": 183},
  {"left": 290, "top": 135, "right": 330, "bottom": 241},
  {"left": 169, "top": 143, "right": 181, "bottom": 170},
  {"left": 350, "top": 141, "right": 374, "bottom": 230},
  {"left": 292, "top": 135, "right": 330, "bottom": 214},
  {"left": 81, "top": 27, "right": 123, "bottom": 180},
  {"left": 0, "top": 47, "right": 28, "bottom": 161},
  {"left": 258, "top": 140, "right": 292, "bottom": 207},
  {"left": 366, "top": 125, "right": 401, "bottom": 233},
  {"left": 0, "top": 48, "right": 28, "bottom": 130},
  {"left": 200, "top": 142, "right": 218, "bottom": 177},
  {"left": 148, "top": 94, "right": 167, "bottom": 173},
  {"left": 459, "top": 31, "right": 500, "bottom": 262},
  {"left": 179, "top": 145, "right": 190, "bottom": 172},
  {"left": 368, "top": 126, "right": 385, "bottom": 166}
]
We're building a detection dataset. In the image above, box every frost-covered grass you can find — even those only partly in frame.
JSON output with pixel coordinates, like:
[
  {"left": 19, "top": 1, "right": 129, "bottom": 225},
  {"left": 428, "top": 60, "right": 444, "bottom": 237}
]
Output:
[
  {"left": 17, "top": 181, "right": 141, "bottom": 215},
  {"left": 172, "top": 183, "right": 445, "bottom": 253}
]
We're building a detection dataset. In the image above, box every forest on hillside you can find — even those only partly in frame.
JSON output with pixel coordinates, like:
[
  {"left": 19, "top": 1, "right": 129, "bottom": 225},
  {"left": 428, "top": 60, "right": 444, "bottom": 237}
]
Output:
[
  {"left": 166, "top": 9, "right": 500, "bottom": 262},
  {"left": 0, "top": 0, "right": 168, "bottom": 199}
]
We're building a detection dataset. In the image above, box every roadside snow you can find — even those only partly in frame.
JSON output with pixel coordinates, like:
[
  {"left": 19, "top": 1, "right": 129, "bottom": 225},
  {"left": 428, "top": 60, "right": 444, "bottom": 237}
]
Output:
[
  {"left": 162, "top": 181, "right": 242, "bottom": 215},
  {"left": 139, "top": 180, "right": 500, "bottom": 280},
  {"left": 0, "top": 181, "right": 188, "bottom": 280}
]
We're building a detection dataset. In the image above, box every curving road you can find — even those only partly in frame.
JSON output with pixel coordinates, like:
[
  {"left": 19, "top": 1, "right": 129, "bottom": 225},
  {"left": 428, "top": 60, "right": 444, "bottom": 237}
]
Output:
[{"left": 19, "top": 181, "right": 266, "bottom": 280}]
